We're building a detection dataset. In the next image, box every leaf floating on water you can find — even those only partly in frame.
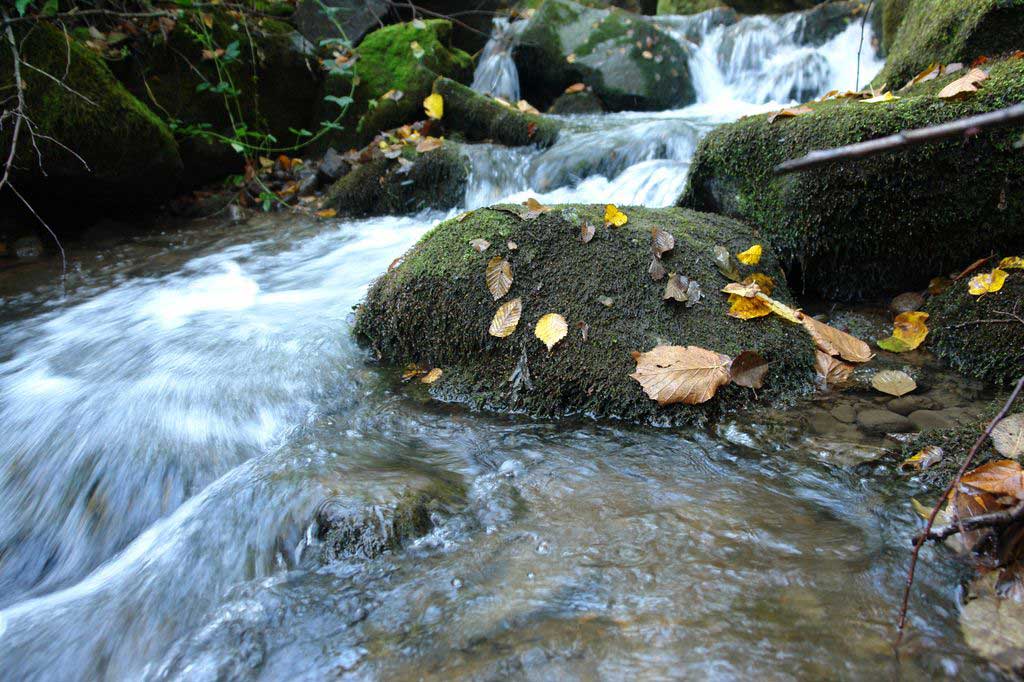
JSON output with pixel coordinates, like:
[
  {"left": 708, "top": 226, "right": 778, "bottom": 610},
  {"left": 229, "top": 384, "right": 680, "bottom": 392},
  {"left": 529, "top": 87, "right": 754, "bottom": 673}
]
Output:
[
  {"left": 999, "top": 256, "right": 1024, "bottom": 270},
  {"left": 968, "top": 268, "right": 1008, "bottom": 296},
  {"left": 901, "top": 445, "right": 944, "bottom": 471},
  {"left": 421, "top": 367, "right": 442, "bottom": 384},
  {"left": 604, "top": 204, "right": 628, "bottom": 228},
  {"left": 871, "top": 369, "right": 917, "bottom": 397},
  {"left": 535, "top": 313, "right": 568, "bottom": 351},
  {"left": 889, "top": 291, "right": 925, "bottom": 314},
  {"left": 489, "top": 298, "right": 522, "bottom": 338},
  {"left": 649, "top": 257, "right": 667, "bottom": 281},
  {"left": 767, "top": 105, "right": 812, "bottom": 123},
  {"left": 713, "top": 245, "right": 741, "bottom": 282},
  {"left": 423, "top": 92, "right": 443, "bottom": 120},
  {"left": 937, "top": 67, "right": 988, "bottom": 99},
  {"left": 651, "top": 228, "right": 674, "bottom": 258},
  {"left": 581, "top": 222, "right": 596, "bottom": 243},
  {"left": 736, "top": 244, "right": 762, "bottom": 265},
  {"left": 801, "top": 315, "right": 873, "bottom": 363},
  {"left": 878, "top": 311, "right": 929, "bottom": 352},
  {"left": 961, "top": 459, "right": 1024, "bottom": 498},
  {"left": 814, "top": 350, "right": 854, "bottom": 386},
  {"left": 992, "top": 413, "right": 1024, "bottom": 459},
  {"left": 730, "top": 350, "right": 768, "bottom": 389},
  {"left": 485, "top": 256, "right": 513, "bottom": 300},
  {"left": 470, "top": 238, "right": 491, "bottom": 253},
  {"left": 630, "top": 345, "right": 732, "bottom": 405}
]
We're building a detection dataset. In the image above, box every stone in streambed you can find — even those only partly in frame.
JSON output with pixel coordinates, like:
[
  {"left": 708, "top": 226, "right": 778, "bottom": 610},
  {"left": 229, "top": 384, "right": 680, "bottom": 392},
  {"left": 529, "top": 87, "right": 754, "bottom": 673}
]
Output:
[
  {"left": 908, "top": 409, "right": 958, "bottom": 432},
  {"left": 829, "top": 403, "right": 857, "bottom": 424},
  {"left": 548, "top": 90, "right": 606, "bottom": 114},
  {"left": 886, "top": 395, "right": 936, "bottom": 416},
  {"left": 857, "top": 409, "right": 916, "bottom": 435}
]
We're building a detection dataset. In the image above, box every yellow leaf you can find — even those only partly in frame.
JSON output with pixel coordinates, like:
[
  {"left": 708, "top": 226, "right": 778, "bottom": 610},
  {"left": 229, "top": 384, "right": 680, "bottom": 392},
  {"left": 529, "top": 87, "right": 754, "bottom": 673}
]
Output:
[
  {"left": 604, "top": 204, "right": 628, "bottom": 228},
  {"left": 968, "top": 268, "right": 1008, "bottom": 296},
  {"left": 489, "top": 298, "right": 522, "bottom": 338},
  {"left": 801, "top": 315, "right": 873, "bottom": 363},
  {"left": 999, "top": 256, "right": 1024, "bottom": 270},
  {"left": 423, "top": 93, "right": 444, "bottom": 120},
  {"left": 871, "top": 369, "right": 917, "bottom": 397},
  {"left": 961, "top": 460, "right": 1024, "bottom": 498},
  {"left": 755, "top": 292, "right": 801, "bottom": 323},
  {"left": 566, "top": 53, "right": 576, "bottom": 64},
  {"left": 736, "top": 244, "right": 762, "bottom": 265},
  {"left": 629, "top": 345, "right": 731, "bottom": 405},
  {"left": 722, "top": 282, "right": 760, "bottom": 298},
  {"left": 902, "top": 445, "right": 944, "bottom": 471},
  {"left": 485, "top": 256, "right": 513, "bottom": 300},
  {"left": 421, "top": 368, "right": 442, "bottom": 384},
  {"left": 522, "top": 197, "right": 550, "bottom": 218},
  {"left": 535, "top": 313, "right": 568, "bottom": 351},
  {"left": 937, "top": 67, "right": 988, "bottom": 99},
  {"left": 767, "top": 105, "right": 812, "bottom": 123},
  {"left": 402, "top": 363, "right": 426, "bottom": 380},
  {"left": 516, "top": 99, "right": 540, "bottom": 115},
  {"left": 315, "top": 208, "right": 337, "bottom": 219},
  {"left": 201, "top": 12, "right": 214, "bottom": 28},
  {"left": 878, "top": 311, "right": 929, "bottom": 352},
  {"left": 727, "top": 294, "right": 771, "bottom": 320},
  {"left": 746, "top": 273, "right": 775, "bottom": 296},
  {"left": 861, "top": 91, "right": 899, "bottom": 103}
]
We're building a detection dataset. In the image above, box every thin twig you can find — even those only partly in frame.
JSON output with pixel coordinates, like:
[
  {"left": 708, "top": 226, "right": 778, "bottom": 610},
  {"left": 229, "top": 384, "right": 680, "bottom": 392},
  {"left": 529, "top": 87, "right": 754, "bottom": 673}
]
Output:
[
  {"left": 896, "top": 375, "right": 1024, "bottom": 646},
  {"left": 775, "top": 103, "right": 1024, "bottom": 175},
  {"left": 0, "top": 9, "right": 25, "bottom": 193},
  {"left": 20, "top": 59, "right": 98, "bottom": 106},
  {"left": 855, "top": 0, "right": 874, "bottom": 91},
  {"left": 8, "top": 182, "right": 66, "bottom": 288},
  {"left": 915, "top": 500, "right": 1024, "bottom": 544}
]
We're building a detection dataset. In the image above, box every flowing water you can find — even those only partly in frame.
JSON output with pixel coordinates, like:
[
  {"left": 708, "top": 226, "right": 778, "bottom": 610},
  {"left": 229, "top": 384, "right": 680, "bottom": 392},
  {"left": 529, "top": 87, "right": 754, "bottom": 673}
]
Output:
[{"left": 0, "top": 9, "right": 1008, "bottom": 681}]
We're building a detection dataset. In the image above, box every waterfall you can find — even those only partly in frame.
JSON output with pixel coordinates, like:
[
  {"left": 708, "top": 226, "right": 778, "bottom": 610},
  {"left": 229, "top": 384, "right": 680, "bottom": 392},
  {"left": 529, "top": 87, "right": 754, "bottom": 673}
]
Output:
[{"left": 470, "top": 17, "right": 524, "bottom": 102}]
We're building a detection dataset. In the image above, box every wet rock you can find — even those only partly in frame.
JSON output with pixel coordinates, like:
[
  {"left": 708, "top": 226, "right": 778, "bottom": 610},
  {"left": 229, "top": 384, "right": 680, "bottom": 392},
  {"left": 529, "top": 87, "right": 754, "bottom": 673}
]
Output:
[
  {"left": 857, "top": 408, "right": 916, "bottom": 435},
  {"left": 908, "top": 409, "right": 957, "bottom": 432},
  {"left": 12, "top": 236, "right": 44, "bottom": 260},
  {"left": 808, "top": 409, "right": 843, "bottom": 434},
  {"left": 354, "top": 205, "right": 816, "bottom": 425},
  {"left": 292, "top": 0, "right": 389, "bottom": 47},
  {"left": 433, "top": 77, "right": 562, "bottom": 148},
  {"left": 680, "top": 55, "right": 1024, "bottom": 300},
  {"left": 796, "top": 1, "right": 865, "bottom": 46},
  {"left": 513, "top": 0, "right": 696, "bottom": 112},
  {"left": 548, "top": 90, "right": 606, "bottom": 114},
  {"left": 886, "top": 394, "right": 936, "bottom": 416},
  {"left": 829, "top": 403, "right": 857, "bottom": 424},
  {"left": 317, "top": 148, "right": 351, "bottom": 183},
  {"left": 658, "top": 0, "right": 831, "bottom": 13}
]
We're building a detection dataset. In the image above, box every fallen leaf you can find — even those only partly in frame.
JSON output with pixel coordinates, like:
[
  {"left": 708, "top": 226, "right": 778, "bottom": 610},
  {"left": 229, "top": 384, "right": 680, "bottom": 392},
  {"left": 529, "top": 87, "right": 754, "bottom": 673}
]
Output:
[
  {"left": 871, "top": 369, "right": 917, "bottom": 397},
  {"left": 489, "top": 298, "right": 522, "bottom": 338},
  {"left": 999, "top": 256, "right": 1024, "bottom": 270},
  {"left": 903, "top": 62, "right": 941, "bottom": 89},
  {"left": 402, "top": 363, "right": 426, "bottom": 380},
  {"left": 889, "top": 292, "right": 925, "bottom": 314},
  {"left": 423, "top": 93, "right": 443, "bottom": 120},
  {"left": 421, "top": 368, "right": 442, "bottom": 384},
  {"left": 641, "top": 49, "right": 653, "bottom": 59},
  {"left": 566, "top": 53, "right": 576, "bottom": 64},
  {"left": 410, "top": 41, "right": 425, "bottom": 60},
  {"left": 736, "top": 244, "right": 762, "bottom": 265},
  {"left": 878, "top": 311, "right": 929, "bottom": 352},
  {"left": 927, "top": 276, "right": 952, "bottom": 295},
  {"left": 685, "top": 279, "right": 702, "bottom": 307},
  {"left": 968, "top": 268, "right": 1008, "bottom": 296},
  {"left": 961, "top": 460, "right": 1024, "bottom": 498},
  {"left": 801, "top": 315, "right": 873, "bottom": 363},
  {"left": 517, "top": 99, "right": 540, "bottom": 115},
  {"left": 581, "top": 222, "right": 596, "bottom": 243},
  {"left": 315, "top": 208, "right": 337, "bottom": 219},
  {"left": 507, "top": 241, "right": 518, "bottom": 251},
  {"left": 577, "top": 320, "right": 589, "bottom": 342},
  {"left": 664, "top": 273, "right": 690, "bottom": 302},
  {"left": 535, "top": 313, "right": 568, "bottom": 351},
  {"left": 901, "top": 445, "right": 944, "bottom": 471},
  {"left": 755, "top": 293, "right": 801, "bottom": 325},
  {"left": 383, "top": 89, "right": 404, "bottom": 101},
  {"left": 713, "top": 246, "right": 740, "bottom": 281},
  {"left": 485, "top": 256, "right": 513, "bottom": 300},
  {"left": 651, "top": 228, "right": 674, "bottom": 258},
  {"left": 861, "top": 91, "right": 899, "bottom": 103},
  {"left": 746, "top": 273, "right": 775, "bottom": 296},
  {"left": 416, "top": 136, "right": 443, "bottom": 153},
  {"left": 937, "top": 67, "right": 988, "bottom": 99},
  {"left": 877, "top": 336, "right": 912, "bottom": 353},
  {"left": 730, "top": 350, "right": 768, "bottom": 389},
  {"left": 522, "top": 197, "right": 551, "bottom": 218},
  {"left": 767, "top": 105, "right": 812, "bottom": 123},
  {"left": 722, "top": 282, "right": 761, "bottom": 298},
  {"left": 565, "top": 83, "right": 586, "bottom": 94},
  {"left": 629, "top": 345, "right": 732, "bottom": 405},
  {"left": 604, "top": 204, "right": 628, "bottom": 228},
  {"left": 992, "top": 413, "right": 1024, "bottom": 459},
  {"left": 470, "top": 238, "right": 491, "bottom": 253},
  {"left": 599, "top": 296, "right": 614, "bottom": 308},
  {"left": 649, "top": 258, "right": 667, "bottom": 281},
  {"left": 955, "top": 256, "right": 992, "bottom": 280},
  {"left": 728, "top": 294, "right": 771, "bottom": 320}
]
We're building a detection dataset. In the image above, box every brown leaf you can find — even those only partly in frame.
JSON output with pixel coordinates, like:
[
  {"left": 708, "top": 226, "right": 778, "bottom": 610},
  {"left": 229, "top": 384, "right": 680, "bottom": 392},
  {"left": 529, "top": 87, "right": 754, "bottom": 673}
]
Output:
[
  {"left": 961, "top": 460, "right": 1024, "bottom": 498},
  {"left": 721, "top": 282, "right": 760, "bottom": 298},
  {"left": 901, "top": 445, "right": 944, "bottom": 471},
  {"left": 415, "top": 137, "right": 443, "bottom": 153},
  {"left": 522, "top": 197, "right": 551, "bottom": 219},
  {"left": 663, "top": 273, "right": 690, "bottom": 302},
  {"left": 565, "top": 82, "right": 586, "bottom": 94},
  {"left": 814, "top": 350, "right": 854, "bottom": 386},
  {"left": 767, "top": 105, "right": 812, "bottom": 123},
  {"left": 630, "top": 345, "right": 732, "bottom": 405},
  {"left": 713, "top": 245, "right": 740, "bottom": 282},
  {"left": 992, "top": 413, "right": 1024, "bottom": 459},
  {"left": 927, "top": 276, "right": 952, "bottom": 295},
  {"left": 485, "top": 256, "right": 513, "bottom": 300},
  {"left": 489, "top": 298, "right": 522, "bottom": 338},
  {"left": 470, "top": 238, "right": 491, "bottom": 253},
  {"left": 651, "top": 228, "right": 674, "bottom": 258},
  {"left": 937, "top": 67, "right": 988, "bottom": 99},
  {"left": 871, "top": 369, "right": 917, "bottom": 397},
  {"left": 730, "top": 351, "right": 768, "bottom": 389},
  {"left": 649, "top": 258, "right": 667, "bottom": 281},
  {"left": 801, "top": 315, "right": 873, "bottom": 363},
  {"left": 581, "top": 222, "right": 596, "bottom": 244},
  {"left": 577, "top": 320, "right": 589, "bottom": 342},
  {"left": 421, "top": 368, "right": 443, "bottom": 384}
]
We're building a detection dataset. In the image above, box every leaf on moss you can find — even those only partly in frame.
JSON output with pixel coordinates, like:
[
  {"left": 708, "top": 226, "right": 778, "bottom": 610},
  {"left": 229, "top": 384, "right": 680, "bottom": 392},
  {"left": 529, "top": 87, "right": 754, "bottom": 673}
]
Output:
[
  {"left": 517, "top": 100, "right": 541, "bottom": 115},
  {"left": 757, "top": 293, "right": 801, "bottom": 323},
  {"left": 901, "top": 445, "right": 943, "bottom": 471},
  {"left": 485, "top": 256, "right": 513, "bottom": 300},
  {"left": 604, "top": 204, "right": 628, "bottom": 228},
  {"left": 801, "top": 315, "right": 873, "bottom": 363},
  {"left": 871, "top": 369, "right": 917, "bottom": 397},
  {"left": 861, "top": 91, "right": 899, "bottom": 103},
  {"left": 489, "top": 298, "right": 522, "bottom": 338},
  {"left": 507, "top": 241, "right": 518, "bottom": 251},
  {"left": 522, "top": 197, "right": 551, "bottom": 218},
  {"left": 629, "top": 345, "right": 731, "bottom": 405},
  {"left": 814, "top": 350, "right": 853, "bottom": 386},
  {"left": 927, "top": 276, "right": 952, "bottom": 295},
  {"left": 599, "top": 296, "right": 614, "bottom": 308},
  {"left": 423, "top": 92, "right": 443, "bottom": 119},
  {"left": 470, "top": 238, "right": 491, "bottom": 253},
  {"left": 649, "top": 257, "right": 667, "bottom": 281},
  {"left": 878, "top": 311, "right": 929, "bottom": 352},
  {"left": 410, "top": 40, "right": 425, "bottom": 60},
  {"left": 968, "top": 268, "right": 1008, "bottom": 296},
  {"left": 730, "top": 351, "right": 768, "bottom": 389},
  {"left": 565, "top": 82, "right": 586, "bottom": 93},
  {"left": 737, "top": 244, "right": 762, "bottom": 265},
  {"left": 581, "top": 222, "right": 596, "bottom": 243},
  {"left": 767, "top": 105, "right": 812, "bottom": 123},
  {"left": 746, "top": 273, "right": 775, "bottom": 296},
  {"left": 999, "top": 256, "right": 1024, "bottom": 270},
  {"left": 937, "top": 67, "right": 988, "bottom": 99},
  {"left": 416, "top": 136, "right": 443, "bottom": 153},
  {"left": 421, "top": 367, "right": 442, "bottom": 384},
  {"left": 663, "top": 273, "right": 689, "bottom": 302},
  {"left": 903, "top": 62, "right": 940, "bottom": 89},
  {"left": 713, "top": 245, "right": 740, "bottom": 281},
  {"left": 722, "top": 282, "right": 761, "bottom": 298},
  {"left": 402, "top": 363, "right": 426, "bottom": 381},
  {"left": 535, "top": 313, "right": 568, "bottom": 351},
  {"left": 992, "top": 413, "right": 1024, "bottom": 459},
  {"left": 728, "top": 294, "right": 771, "bottom": 320},
  {"left": 651, "top": 228, "right": 674, "bottom": 258}
]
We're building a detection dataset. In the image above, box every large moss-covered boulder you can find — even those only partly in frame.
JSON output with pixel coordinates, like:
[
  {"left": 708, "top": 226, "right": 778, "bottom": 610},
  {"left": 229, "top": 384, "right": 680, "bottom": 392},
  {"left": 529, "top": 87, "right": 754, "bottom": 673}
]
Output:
[
  {"left": 925, "top": 263, "right": 1024, "bottom": 386},
  {"left": 680, "top": 56, "right": 1024, "bottom": 300},
  {"left": 877, "top": 0, "right": 910, "bottom": 56},
  {"left": 432, "top": 77, "right": 562, "bottom": 147},
  {"left": 355, "top": 205, "right": 816, "bottom": 424},
  {"left": 513, "top": 0, "right": 695, "bottom": 111},
  {"left": 0, "top": 24, "right": 182, "bottom": 233},
  {"left": 874, "top": 0, "right": 1024, "bottom": 90}
]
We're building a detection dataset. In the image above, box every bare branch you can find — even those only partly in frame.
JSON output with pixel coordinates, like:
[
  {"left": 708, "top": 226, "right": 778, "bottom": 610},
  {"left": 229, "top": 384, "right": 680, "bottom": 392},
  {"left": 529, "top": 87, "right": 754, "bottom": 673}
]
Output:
[
  {"left": 915, "top": 500, "right": 1024, "bottom": 544},
  {"left": 0, "top": 8, "right": 25, "bottom": 193}
]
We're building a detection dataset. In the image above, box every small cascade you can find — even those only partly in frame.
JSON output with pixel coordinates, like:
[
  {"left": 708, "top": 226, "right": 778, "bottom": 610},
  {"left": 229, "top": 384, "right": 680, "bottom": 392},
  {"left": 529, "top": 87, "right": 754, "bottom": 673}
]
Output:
[{"left": 470, "top": 17, "right": 524, "bottom": 102}]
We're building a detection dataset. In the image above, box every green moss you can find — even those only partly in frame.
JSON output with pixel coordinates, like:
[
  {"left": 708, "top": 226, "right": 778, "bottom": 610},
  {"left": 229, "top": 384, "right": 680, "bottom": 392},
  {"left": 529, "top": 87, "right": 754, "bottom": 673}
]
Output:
[
  {"left": 681, "top": 56, "right": 1024, "bottom": 301},
  {"left": 879, "top": 0, "right": 910, "bottom": 55},
  {"left": 433, "top": 77, "right": 562, "bottom": 147},
  {"left": 0, "top": 23, "right": 182, "bottom": 216},
  {"left": 355, "top": 204, "right": 816, "bottom": 425},
  {"left": 656, "top": 0, "right": 725, "bottom": 13},
  {"left": 874, "top": 0, "right": 1024, "bottom": 90},
  {"left": 925, "top": 265, "right": 1024, "bottom": 386}
]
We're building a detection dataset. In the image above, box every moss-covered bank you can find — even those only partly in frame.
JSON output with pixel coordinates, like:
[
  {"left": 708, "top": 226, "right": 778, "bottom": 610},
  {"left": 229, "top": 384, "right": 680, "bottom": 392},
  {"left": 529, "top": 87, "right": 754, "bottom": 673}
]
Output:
[
  {"left": 680, "top": 56, "right": 1024, "bottom": 300},
  {"left": 432, "top": 77, "right": 562, "bottom": 148},
  {"left": 657, "top": 0, "right": 826, "bottom": 13},
  {"left": 355, "top": 204, "right": 816, "bottom": 424}
]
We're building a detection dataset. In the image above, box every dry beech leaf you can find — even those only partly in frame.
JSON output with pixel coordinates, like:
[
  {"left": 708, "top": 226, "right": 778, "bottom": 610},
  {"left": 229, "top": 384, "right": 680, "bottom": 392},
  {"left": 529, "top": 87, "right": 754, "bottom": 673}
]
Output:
[
  {"left": 629, "top": 345, "right": 731, "bottom": 405},
  {"left": 999, "top": 256, "right": 1024, "bottom": 270},
  {"left": 581, "top": 222, "right": 596, "bottom": 243},
  {"left": 663, "top": 273, "right": 689, "bottom": 302},
  {"left": 470, "top": 238, "right": 491, "bottom": 253},
  {"left": 713, "top": 245, "right": 740, "bottom": 281},
  {"left": 577, "top": 320, "right": 589, "bottom": 342},
  {"left": 992, "top": 413, "right": 1024, "bottom": 459},
  {"left": 485, "top": 256, "right": 513, "bottom": 300},
  {"left": 801, "top": 315, "right": 873, "bottom": 363},
  {"left": 757, "top": 293, "right": 801, "bottom": 323},
  {"left": 901, "top": 445, "right": 944, "bottom": 471},
  {"left": 423, "top": 92, "right": 443, "bottom": 120},
  {"left": 737, "top": 244, "right": 762, "bottom": 265},
  {"left": 937, "top": 67, "right": 988, "bottom": 99},
  {"left": 871, "top": 369, "right": 917, "bottom": 397},
  {"left": 604, "top": 204, "right": 628, "bottom": 228},
  {"left": 535, "top": 313, "right": 568, "bottom": 351},
  {"left": 730, "top": 350, "right": 768, "bottom": 389},
  {"left": 649, "top": 257, "right": 667, "bottom": 281},
  {"left": 522, "top": 197, "right": 551, "bottom": 218},
  {"left": 421, "top": 368, "right": 443, "bottom": 384},
  {"left": 722, "top": 282, "right": 761, "bottom": 298},
  {"left": 402, "top": 363, "right": 426, "bottom": 380},
  {"left": 416, "top": 137, "right": 444, "bottom": 153},
  {"left": 960, "top": 460, "right": 1024, "bottom": 498},
  {"left": 903, "top": 62, "right": 940, "bottom": 89},
  {"left": 651, "top": 228, "right": 674, "bottom": 258},
  {"left": 315, "top": 208, "right": 337, "bottom": 219},
  {"left": 814, "top": 350, "right": 854, "bottom": 386},
  {"left": 565, "top": 82, "right": 586, "bottom": 94},
  {"left": 969, "top": 268, "right": 1008, "bottom": 296},
  {"left": 767, "top": 105, "right": 812, "bottom": 123},
  {"left": 489, "top": 298, "right": 522, "bottom": 338},
  {"left": 517, "top": 99, "right": 540, "bottom": 115}
]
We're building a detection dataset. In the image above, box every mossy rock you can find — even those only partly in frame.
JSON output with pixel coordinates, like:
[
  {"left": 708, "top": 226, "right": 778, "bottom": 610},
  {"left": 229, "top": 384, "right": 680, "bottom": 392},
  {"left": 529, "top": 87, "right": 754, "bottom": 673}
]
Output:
[
  {"left": 680, "top": 56, "right": 1024, "bottom": 301},
  {"left": 322, "top": 143, "right": 469, "bottom": 216},
  {"left": 433, "top": 77, "right": 562, "bottom": 147},
  {"left": 354, "top": 205, "right": 816, "bottom": 425},
  {"left": 316, "top": 20, "right": 473, "bottom": 152},
  {"left": 548, "top": 89, "right": 606, "bottom": 113},
  {"left": 878, "top": 0, "right": 911, "bottom": 56},
  {"left": 513, "top": 0, "right": 695, "bottom": 111},
  {"left": 873, "top": 0, "right": 1024, "bottom": 90},
  {"left": 657, "top": 0, "right": 825, "bottom": 13},
  {"left": 0, "top": 24, "right": 182, "bottom": 233},
  {"left": 925, "top": 264, "right": 1024, "bottom": 386}
]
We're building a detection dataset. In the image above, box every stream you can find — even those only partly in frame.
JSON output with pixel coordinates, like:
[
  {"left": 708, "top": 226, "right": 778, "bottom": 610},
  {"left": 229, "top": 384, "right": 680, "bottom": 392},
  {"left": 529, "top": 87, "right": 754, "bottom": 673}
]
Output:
[{"left": 0, "top": 9, "right": 1008, "bottom": 681}]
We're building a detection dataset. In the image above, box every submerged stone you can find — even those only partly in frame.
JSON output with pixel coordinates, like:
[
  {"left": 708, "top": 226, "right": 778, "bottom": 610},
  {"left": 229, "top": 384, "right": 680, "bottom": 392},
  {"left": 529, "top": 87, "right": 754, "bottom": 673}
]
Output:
[{"left": 355, "top": 204, "right": 816, "bottom": 425}]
